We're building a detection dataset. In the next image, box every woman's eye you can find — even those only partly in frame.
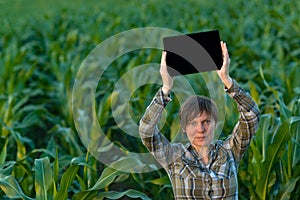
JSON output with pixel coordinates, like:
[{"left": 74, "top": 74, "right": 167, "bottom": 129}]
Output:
[
  {"left": 204, "top": 119, "right": 211, "bottom": 124},
  {"left": 190, "top": 122, "right": 197, "bottom": 126}
]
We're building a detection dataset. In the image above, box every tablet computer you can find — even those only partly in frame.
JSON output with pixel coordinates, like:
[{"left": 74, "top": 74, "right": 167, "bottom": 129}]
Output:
[{"left": 163, "top": 30, "right": 223, "bottom": 76}]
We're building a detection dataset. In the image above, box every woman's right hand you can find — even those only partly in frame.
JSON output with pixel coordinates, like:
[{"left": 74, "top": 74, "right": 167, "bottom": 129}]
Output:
[{"left": 160, "top": 51, "right": 173, "bottom": 94}]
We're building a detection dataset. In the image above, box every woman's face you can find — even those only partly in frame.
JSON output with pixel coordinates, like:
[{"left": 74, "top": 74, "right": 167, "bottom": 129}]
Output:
[{"left": 184, "top": 111, "right": 216, "bottom": 151}]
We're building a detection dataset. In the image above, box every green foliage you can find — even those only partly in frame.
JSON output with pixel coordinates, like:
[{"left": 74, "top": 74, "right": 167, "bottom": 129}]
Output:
[
  {"left": 0, "top": 0, "right": 299, "bottom": 199},
  {"left": 35, "top": 157, "right": 54, "bottom": 200}
]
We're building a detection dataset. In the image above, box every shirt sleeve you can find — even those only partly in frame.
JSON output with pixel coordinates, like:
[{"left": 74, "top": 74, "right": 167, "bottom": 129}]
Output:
[
  {"left": 139, "top": 88, "right": 179, "bottom": 168},
  {"left": 224, "top": 79, "right": 260, "bottom": 164}
]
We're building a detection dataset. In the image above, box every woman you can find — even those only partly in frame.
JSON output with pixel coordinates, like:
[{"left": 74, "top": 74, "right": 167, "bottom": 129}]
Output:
[{"left": 139, "top": 41, "right": 260, "bottom": 199}]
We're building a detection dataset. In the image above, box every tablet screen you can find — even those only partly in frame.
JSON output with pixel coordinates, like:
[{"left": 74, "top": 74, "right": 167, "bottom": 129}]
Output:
[{"left": 163, "top": 30, "right": 222, "bottom": 76}]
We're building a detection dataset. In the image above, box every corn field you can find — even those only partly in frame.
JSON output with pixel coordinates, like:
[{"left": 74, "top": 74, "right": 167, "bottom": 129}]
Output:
[{"left": 0, "top": 0, "right": 299, "bottom": 199}]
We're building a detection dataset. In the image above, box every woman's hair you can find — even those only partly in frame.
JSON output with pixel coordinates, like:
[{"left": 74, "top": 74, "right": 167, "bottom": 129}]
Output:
[{"left": 179, "top": 95, "right": 218, "bottom": 130}]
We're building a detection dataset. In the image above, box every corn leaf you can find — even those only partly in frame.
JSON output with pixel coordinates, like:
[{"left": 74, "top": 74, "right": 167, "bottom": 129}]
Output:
[
  {"left": 0, "top": 161, "right": 16, "bottom": 176},
  {"left": 0, "top": 174, "right": 34, "bottom": 200},
  {"left": 73, "top": 157, "right": 144, "bottom": 200},
  {"left": 0, "top": 138, "right": 8, "bottom": 165},
  {"left": 34, "top": 157, "right": 54, "bottom": 200},
  {"left": 256, "top": 117, "right": 300, "bottom": 199},
  {"left": 275, "top": 177, "right": 299, "bottom": 200},
  {"left": 146, "top": 175, "right": 171, "bottom": 186},
  {"left": 54, "top": 164, "right": 80, "bottom": 200},
  {"left": 93, "top": 189, "right": 151, "bottom": 200}
]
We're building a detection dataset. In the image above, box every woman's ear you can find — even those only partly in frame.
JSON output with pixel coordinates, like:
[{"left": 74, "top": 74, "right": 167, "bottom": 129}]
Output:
[{"left": 182, "top": 127, "right": 186, "bottom": 133}]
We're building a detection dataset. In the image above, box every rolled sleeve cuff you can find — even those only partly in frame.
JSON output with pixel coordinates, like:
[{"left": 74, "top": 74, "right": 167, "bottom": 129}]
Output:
[
  {"left": 225, "top": 79, "right": 260, "bottom": 114},
  {"left": 225, "top": 79, "right": 240, "bottom": 94},
  {"left": 154, "top": 88, "right": 172, "bottom": 107}
]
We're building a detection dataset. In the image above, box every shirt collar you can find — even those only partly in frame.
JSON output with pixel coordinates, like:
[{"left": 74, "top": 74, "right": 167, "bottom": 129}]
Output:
[{"left": 183, "top": 143, "right": 217, "bottom": 166}]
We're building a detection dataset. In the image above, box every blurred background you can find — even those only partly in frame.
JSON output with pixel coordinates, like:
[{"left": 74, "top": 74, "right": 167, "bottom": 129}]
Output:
[{"left": 0, "top": 0, "right": 299, "bottom": 199}]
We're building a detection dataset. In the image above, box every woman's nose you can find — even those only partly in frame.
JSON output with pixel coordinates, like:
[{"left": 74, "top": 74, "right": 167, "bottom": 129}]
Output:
[{"left": 197, "top": 123, "right": 205, "bottom": 132}]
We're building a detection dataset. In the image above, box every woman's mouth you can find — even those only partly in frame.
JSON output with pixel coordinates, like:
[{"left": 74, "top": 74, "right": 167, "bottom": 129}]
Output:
[{"left": 194, "top": 136, "right": 205, "bottom": 141}]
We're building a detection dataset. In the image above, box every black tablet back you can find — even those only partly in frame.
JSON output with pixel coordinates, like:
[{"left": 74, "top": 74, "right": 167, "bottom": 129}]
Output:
[{"left": 163, "top": 30, "right": 222, "bottom": 76}]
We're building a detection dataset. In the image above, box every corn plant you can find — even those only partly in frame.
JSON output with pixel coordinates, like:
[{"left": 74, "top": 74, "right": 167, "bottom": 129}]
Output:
[{"left": 1, "top": 0, "right": 300, "bottom": 199}]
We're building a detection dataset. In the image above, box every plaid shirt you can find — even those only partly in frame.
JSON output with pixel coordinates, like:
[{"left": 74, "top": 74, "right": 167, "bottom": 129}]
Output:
[{"left": 139, "top": 79, "right": 260, "bottom": 199}]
